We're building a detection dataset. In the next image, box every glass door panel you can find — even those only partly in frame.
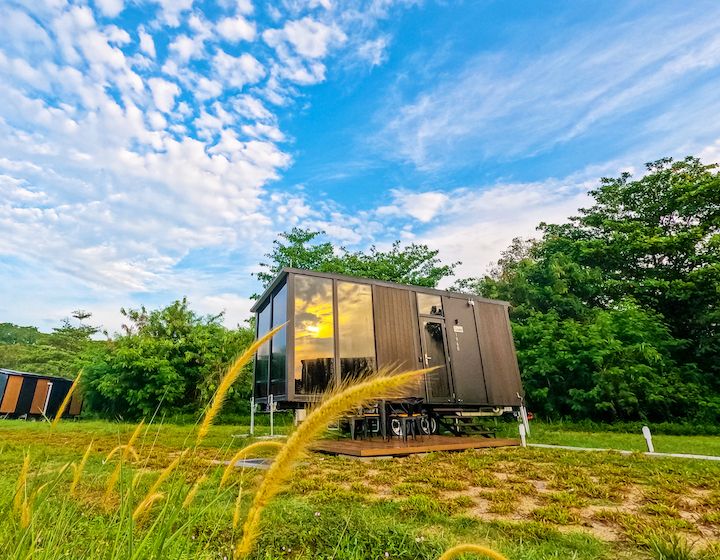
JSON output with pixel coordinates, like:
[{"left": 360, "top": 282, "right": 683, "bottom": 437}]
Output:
[{"left": 421, "top": 319, "right": 453, "bottom": 402}]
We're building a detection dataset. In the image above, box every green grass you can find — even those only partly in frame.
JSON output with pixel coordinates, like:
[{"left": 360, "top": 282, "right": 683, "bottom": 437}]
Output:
[
  {"left": 2, "top": 419, "right": 720, "bottom": 559},
  {"left": 495, "top": 420, "right": 720, "bottom": 456}
]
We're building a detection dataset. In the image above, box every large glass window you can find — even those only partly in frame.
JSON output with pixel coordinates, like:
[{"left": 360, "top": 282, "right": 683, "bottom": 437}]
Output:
[
  {"left": 294, "top": 275, "right": 334, "bottom": 394},
  {"left": 270, "top": 284, "right": 287, "bottom": 395},
  {"left": 255, "top": 303, "right": 270, "bottom": 398},
  {"left": 417, "top": 293, "right": 443, "bottom": 316},
  {"left": 338, "top": 281, "right": 376, "bottom": 381}
]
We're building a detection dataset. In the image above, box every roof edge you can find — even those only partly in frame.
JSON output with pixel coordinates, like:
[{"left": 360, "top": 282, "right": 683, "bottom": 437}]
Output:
[
  {"left": 250, "top": 268, "right": 290, "bottom": 312},
  {"left": 250, "top": 267, "right": 510, "bottom": 313}
]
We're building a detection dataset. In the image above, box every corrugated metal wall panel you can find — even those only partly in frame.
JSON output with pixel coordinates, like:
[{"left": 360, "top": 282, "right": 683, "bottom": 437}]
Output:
[{"left": 474, "top": 302, "right": 524, "bottom": 406}]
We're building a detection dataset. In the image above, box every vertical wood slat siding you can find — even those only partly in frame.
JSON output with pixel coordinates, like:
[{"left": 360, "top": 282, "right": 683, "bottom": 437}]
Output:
[
  {"left": 69, "top": 393, "right": 83, "bottom": 416},
  {"left": 0, "top": 375, "right": 23, "bottom": 414},
  {"left": 373, "top": 286, "right": 419, "bottom": 373},
  {"left": 474, "top": 302, "right": 524, "bottom": 406},
  {"left": 30, "top": 380, "right": 51, "bottom": 415}
]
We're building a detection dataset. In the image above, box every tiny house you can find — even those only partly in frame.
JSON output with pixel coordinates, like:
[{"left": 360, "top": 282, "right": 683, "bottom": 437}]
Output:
[
  {"left": 251, "top": 268, "right": 525, "bottom": 436},
  {"left": 0, "top": 368, "right": 82, "bottom": 419}
]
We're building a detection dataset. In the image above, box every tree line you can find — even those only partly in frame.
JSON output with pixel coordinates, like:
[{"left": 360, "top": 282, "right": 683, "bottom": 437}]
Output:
[{"left": 1, "top": 156, "right": 718, "bottom": 423}]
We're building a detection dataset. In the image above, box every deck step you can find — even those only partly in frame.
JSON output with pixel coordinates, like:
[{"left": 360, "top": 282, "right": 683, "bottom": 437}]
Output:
[{"left": 434, "top": 412, "right": 497, "bottom": 438}]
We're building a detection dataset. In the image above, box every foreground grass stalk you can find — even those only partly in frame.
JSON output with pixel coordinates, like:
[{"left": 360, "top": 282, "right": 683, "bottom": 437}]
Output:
[
  {"left": 133, "top": 493, "right": 165, "bottom": 522},
  {"left": 232, "top": 484, "right": 243, "bottom": 530},
  {"left": 20, "top": 496, "right": 30, "bottom": 528},
  {"left": 235, "top": 368, "right": 426, "bottom": 558},
  {"left": 220, "top": 442, "right": 284, "bottom": 489},
  {"left": 438, "top": 544, "right": 509, "bottom": 560},
  {"left": 196, "top": 325, "right": 284, "bottom": 447},
  {"left": 14, "top": 453, "right": 30, "bottom": 513},
  {"left": 182, "top": 474, "right": 206, "bottom": 509},
  {"left": 105, "top": 421, "right": 145, "bottom": 500},
  {"left": 105, "top": 445, "right": 141, "bottom": 464},
  {"left": 134, "top": 449, "right": 189, "bottom": 518},
  {"left": 51, "top": 369, "right": 82, "bottom": 431}
]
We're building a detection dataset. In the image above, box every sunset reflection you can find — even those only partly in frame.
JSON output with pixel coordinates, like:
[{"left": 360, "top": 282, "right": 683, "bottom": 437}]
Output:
[
  {"left": 338, "top": 281, "right": 375, "bottom": 380},
  {"left": 294, "top": 275, "right": 334, "bottom": 394}
]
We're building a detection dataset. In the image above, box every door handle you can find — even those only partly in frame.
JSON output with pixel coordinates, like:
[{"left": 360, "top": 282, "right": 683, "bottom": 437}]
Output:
[{"left": 424, "top": 354, "right": 432, "bottom": 366}]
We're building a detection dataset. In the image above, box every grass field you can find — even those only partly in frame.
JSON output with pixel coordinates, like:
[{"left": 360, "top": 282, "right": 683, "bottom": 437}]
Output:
[
  {"left": 1, "top": 419, "right": 719, "bottom": 560},
  {"left": 494, "top": 421, "right": 720, "bottom": 457}
]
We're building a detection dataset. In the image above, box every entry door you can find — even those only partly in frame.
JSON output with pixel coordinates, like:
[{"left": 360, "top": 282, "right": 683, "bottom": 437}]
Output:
[{"left": 421, "top": 319, "right": 454, "bottom": 403}]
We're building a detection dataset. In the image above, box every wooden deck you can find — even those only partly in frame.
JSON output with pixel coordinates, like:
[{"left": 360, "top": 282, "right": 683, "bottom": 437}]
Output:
[{"left": 312, "top": 436, "right": 520, "bottom": 457}]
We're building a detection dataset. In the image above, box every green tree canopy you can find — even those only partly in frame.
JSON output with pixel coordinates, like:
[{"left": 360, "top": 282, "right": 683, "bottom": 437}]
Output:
[
  {"left": 0, "top": 315, "right": 101, "bottom": 377},
  {"left": 80, "top": 299, "right": 254, "bottom": 419},
  {"left": 256, "top": 227, "right": 459, "bottom": 291},
  {"left": 459, "top": 157, "right": 720, "bottom": 423}
]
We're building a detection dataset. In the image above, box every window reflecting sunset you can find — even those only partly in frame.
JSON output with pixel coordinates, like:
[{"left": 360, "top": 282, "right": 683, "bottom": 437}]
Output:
[
  {"left": 338, "top": 281, "right": 376, "bottom": 380},
  {"left": 294, "top": 275, "right": 334, "bottom": 394}
]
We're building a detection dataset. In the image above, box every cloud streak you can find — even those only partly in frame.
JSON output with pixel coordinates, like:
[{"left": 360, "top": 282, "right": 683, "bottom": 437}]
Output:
[{"left": 379, "top": 3, "right": 720, "bottom": 170}]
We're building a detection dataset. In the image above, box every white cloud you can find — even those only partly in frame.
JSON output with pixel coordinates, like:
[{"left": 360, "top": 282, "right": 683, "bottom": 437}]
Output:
[
  {"left": 241, "top": 122, "right": 285, "bottom": 141},
  {"left": 234, "top": 0, "right": 254, "bottom": 15},
  {"left": 217, "top": 16, "right": 256, "bottom": 42},
  {"left": 195, "top": 77, "right": 224, "bottom": 100},
  {"left": 357, "top": 37, "right": 387, "bottom": 67},
  {"left": 169, "top": 35, "right": 203, "bottom": 61},
  {"left": 380, "top": 10, "right": 720, "bottom": 170},
  {"left": 0, "top": 0, "right": 425, "bottom": 332},
  {"left": 377, "top": 190, "right": 448, "bottom": 222},
  {"left": 232, "top": 94, "right": 273, "bottom": 120},
  {"left": 148, "top": 77, "right": 180, "bottom": 113},
  {"left": 139, "top": 30, "right": 156, "bottom": 58},
  {"left": 95, "top": 0, "right": 125, "bottom": 18},
  {"left": 78, "top": 29, "right": 128, "bottom": 69},
  {"left": 263, "top": 17, "right": 346, "bottom": 59},
  {"left": 149, "top": 0, "right": 196, "bottom": 27},
  {"left": 196, "top": 293, "right": 254, "bottom": 327},
  {"left": 213, "top": 50, "right": 265, "bottom": 89},
  {"left": 0, "top": 9, "right": 53, "bottom": 58}
]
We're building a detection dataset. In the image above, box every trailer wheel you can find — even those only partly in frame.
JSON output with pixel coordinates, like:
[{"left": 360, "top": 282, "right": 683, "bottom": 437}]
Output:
[
  {"left": 389, "top": 418, "right": 403, "bottom": 437},
  {"left": 420, "top": 415, "right": 437, "bottom": 435}
]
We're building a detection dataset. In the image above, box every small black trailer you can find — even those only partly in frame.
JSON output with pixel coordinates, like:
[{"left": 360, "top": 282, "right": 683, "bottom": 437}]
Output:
[
  {"left": 0, "top": 368, "right": 82, "bottom": 420},
  {"left": 250, "top": 268, "right": 525, "bottom": 437}
]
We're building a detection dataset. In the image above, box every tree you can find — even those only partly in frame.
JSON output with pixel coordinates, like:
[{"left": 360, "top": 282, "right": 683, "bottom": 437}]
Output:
[
  {"left": 256, "top": 227, "right": 459, "bottom": 291},
  {"left": 0, "top": 323, "right": 42, "bottom": 345},
  {"left": 540, "top": 157, "right": 720, "bottom": 388},
  {"left": 459, "top": 157, "right": 720, "bottom": 423},
  {"left": 0, "top": 316, "right": 101, "bottom": 376},
  {"left": 80, "top": 299, "right": 254, "bottom": 419}
]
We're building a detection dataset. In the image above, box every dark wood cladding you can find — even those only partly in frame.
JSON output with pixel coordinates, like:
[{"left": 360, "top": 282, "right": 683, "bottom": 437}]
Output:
[
  {"left": 474, "top": 302, "right": 524, "bottom": 406},
  {"left": 373, "top": 286, "right": 419, "bottom": 373}
]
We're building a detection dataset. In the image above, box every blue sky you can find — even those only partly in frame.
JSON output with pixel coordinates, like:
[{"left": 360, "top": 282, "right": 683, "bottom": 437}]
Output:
[{"left": 2, "top": 0, "right": 720, "bottom": 334}]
